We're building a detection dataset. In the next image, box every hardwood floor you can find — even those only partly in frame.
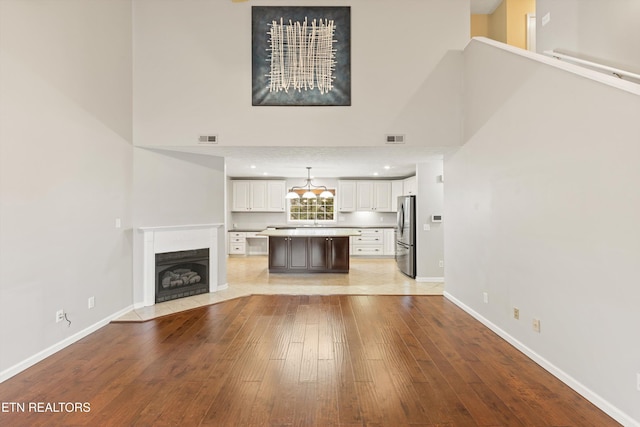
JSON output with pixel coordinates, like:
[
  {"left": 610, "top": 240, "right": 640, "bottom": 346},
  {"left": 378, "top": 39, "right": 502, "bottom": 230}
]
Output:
[{"left": 0, "top": 295, "right": 619, "bottom": 426}]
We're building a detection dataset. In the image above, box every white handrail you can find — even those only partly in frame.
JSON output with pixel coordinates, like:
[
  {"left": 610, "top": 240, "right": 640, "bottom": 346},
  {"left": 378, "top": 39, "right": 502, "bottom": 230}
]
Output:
[
  {"left": 543, "top": 50, "right": 640, "bottom": 82},
  {"left": 470, "top": 37, "right": 640, "bottom": 96}
]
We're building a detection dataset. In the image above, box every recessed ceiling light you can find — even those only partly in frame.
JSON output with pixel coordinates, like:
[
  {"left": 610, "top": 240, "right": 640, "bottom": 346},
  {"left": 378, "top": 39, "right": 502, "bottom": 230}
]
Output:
[
  {"left": 373, "top": 172, "right": 379, "bottom": 176},
  {"left": 250, "top": 165, "right": 256, "bottom": 169},
  {"left": 263, "top": 172, "right": 268, "bottom": 176},
  {"left": 384, "top": 165, "right": 391, "bottom": 170}
]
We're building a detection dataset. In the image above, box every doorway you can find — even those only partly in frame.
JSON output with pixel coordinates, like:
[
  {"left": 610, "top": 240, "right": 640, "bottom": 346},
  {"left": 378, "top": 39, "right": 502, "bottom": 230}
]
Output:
[{"left": 526, "top": 13, "right": 537, "bottom": 52}]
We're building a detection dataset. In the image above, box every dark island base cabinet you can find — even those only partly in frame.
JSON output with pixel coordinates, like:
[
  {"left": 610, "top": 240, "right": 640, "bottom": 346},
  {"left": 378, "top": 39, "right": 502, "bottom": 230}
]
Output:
[
  {"left": 268, "top": 236, "right": 309, "bottom": 271},
  {"left": 268, "top": 236, "right": 350, "bottom": 273}
]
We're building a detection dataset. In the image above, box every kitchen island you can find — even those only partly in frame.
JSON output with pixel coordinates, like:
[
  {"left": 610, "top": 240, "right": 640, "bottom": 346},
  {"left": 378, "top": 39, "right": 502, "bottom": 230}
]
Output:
[{"left": 257, "top": 228, "right": 361, "bottom": 273}]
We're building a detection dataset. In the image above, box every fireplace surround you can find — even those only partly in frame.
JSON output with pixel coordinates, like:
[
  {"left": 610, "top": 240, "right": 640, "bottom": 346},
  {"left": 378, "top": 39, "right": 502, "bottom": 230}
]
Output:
[{"left": 139, "top": 223, "right": 224, "bottom": 306}]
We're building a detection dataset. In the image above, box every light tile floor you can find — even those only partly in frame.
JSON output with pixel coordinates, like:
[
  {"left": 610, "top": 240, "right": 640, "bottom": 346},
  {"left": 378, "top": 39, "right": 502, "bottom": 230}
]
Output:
[{"left": 114, "top": 256, "right": 444, "bottom": 322}]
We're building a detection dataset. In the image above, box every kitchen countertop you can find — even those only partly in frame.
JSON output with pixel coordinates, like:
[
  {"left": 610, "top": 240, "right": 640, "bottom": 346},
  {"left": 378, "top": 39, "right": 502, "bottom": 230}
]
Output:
[
  {"left": 268, "top": 225, "right": 395, "bottom": 229},
  {"left": 229, "top": 225, "right": 395, "bottom": 232},
  {"left": 257, "top": 228, "right": 362, "bottom": 237}
]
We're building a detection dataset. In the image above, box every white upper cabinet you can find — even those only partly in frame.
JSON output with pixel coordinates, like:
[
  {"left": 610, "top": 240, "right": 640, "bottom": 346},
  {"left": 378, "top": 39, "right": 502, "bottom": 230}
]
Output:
[
  {"left": 391, "top": 180, "right": 403, "bottom": 212},
  {"left": 232, "top": 180, "right": 285, "bottom": 212},
  {"left": 266, "top": 180, "right": 286, "bottom": 212},
  {"left": 250, "top": 180, "right": 267, "bottom": 211},
  {"left": 232, "top": 181, "right": 252, "bottom": 211},
  {"left": 356, "top": 181, "right": 375, "bottom": 211},
  {"left": 356, "top": 181, "right": 393, "bottom": 212},
  {"left": 373, "top": 181, "right": 392, "bottom": 211},
  {"left": 339, "top": 180, "right": 399, "bottom": 212},
  {"left": 403, "top": 175, "right": 417, "bottom": 196},
  {"left": 338, "top": 180, "right": 357, "bottom": 212}
]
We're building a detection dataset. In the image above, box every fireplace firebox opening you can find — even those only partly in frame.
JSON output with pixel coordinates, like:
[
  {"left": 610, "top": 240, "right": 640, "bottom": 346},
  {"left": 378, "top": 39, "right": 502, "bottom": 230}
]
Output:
[{"left": 155, "top": 248, "right": 209, "bottom": 303}]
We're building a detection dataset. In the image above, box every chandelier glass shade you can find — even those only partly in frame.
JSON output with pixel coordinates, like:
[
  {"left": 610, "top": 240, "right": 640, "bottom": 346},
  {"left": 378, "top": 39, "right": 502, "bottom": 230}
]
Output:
[{"left": 285, "top": 167, "right": 334, "bottom": 200}]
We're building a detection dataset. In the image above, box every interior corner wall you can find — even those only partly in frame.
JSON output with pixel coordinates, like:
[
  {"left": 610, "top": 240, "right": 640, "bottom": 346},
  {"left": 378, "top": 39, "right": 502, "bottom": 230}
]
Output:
[
  {"left": 415, "top": 162, "right": 444, "bottom": 280},
  {"left": 471, "top": 15, "right": 490, "bottom": 38},
  {"left": 132, "top": 148, "right": 227, "bottom": 303},
  {"left": 445, "top": 39, "right": 640, "bottom": 424},
  {"left": 0, "top": 0, "right": 133, "bottom": 378},
  {"left": 488, "top": 0, "right": 507, "bottom": 44}
]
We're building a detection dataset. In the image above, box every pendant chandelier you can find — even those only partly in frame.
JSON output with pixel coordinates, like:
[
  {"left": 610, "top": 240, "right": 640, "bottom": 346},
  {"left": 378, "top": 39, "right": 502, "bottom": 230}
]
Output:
[{"left": 285, "top": 167, "right": 334, "bottom": 199}]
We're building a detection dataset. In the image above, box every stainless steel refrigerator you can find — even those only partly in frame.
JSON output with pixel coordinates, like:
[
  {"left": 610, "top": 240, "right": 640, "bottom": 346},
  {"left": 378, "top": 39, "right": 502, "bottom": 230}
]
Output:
[{"left": 396, "top": 195, "right": 416, "bottom": 278}]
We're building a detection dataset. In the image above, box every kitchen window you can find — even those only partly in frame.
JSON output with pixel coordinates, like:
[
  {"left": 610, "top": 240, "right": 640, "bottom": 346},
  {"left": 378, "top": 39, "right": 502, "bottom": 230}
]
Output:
[{"left": 288, "top": 189, "right": 336, "bottom": 223}]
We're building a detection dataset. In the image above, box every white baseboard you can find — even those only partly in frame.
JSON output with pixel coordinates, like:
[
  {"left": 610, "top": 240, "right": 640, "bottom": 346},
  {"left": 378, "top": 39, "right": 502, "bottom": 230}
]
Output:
[
  {"left": 443, "top": 291, "right": 639, "bottom": 427},
  {"left": 217, "top": 282, "right": 229, "bottom": 291},
  {"left": 415, "top": 276, "right": 444, "bottom": 283},
  {"left": 0, "top": 304, "right": 134, "bottom": 384}
]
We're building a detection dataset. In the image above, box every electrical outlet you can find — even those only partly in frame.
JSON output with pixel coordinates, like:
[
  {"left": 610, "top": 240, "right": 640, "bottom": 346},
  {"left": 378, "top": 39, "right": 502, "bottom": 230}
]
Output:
[
  {"left": 637, "top": 373, "right": 640, "bottom": 391},
  {"left": 532, "top": 318, "right": 541, "bottom": 333},
  {"left": 88, "top": 296, "right": 95, "bottom": 309},
  {"left": 56, "top": 310, "right": 64, "bottom": 323},
  {"left": 483, "top": 292, "right": 489, "bottom": 303},
  {"left": 438, "top": 260, "right": 444, "bottom": 268},
  {"left": 513, "top": 308, "right": 520, "bottom": 320}
]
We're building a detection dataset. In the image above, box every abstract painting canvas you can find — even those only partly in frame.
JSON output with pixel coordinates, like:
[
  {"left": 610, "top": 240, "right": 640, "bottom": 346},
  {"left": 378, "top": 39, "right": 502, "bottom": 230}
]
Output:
[{"left": 252, "top": 6, "right": 351, "bottom": 106}]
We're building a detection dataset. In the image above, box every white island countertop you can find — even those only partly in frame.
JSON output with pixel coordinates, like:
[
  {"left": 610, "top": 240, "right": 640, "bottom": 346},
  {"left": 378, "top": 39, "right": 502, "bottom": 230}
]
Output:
[{"left": 257, "top": 228, "right": 362, "bottom": 237}]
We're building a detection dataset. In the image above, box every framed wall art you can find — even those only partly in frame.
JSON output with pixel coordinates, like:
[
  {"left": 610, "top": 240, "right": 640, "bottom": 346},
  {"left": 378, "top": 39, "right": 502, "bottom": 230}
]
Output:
[{"left": 252, "top": 6, "right": 351, "bottom": 106}]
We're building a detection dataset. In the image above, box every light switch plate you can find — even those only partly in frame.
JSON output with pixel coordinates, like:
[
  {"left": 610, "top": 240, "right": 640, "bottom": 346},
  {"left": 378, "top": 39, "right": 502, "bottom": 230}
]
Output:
[{"left": 542, "top": 12, "right": 551, "bottom": 26}]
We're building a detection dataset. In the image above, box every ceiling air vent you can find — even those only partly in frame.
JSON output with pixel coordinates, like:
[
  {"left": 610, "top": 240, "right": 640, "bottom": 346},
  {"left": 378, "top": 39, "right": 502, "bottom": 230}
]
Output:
[
  {"left": 198, "top": 135, "right": 218, "bottom": 144},
  {"left": 385, "top": 134, "right": 405, "bottom": 144}
]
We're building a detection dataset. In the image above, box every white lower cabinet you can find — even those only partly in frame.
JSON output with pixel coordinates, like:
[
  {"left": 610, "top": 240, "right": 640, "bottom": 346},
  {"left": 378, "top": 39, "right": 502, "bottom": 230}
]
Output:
[
  {"left": 383, "top": 229, "right": 396, "bottom": 255},
  {"left": 228, "top": 231, "right": 268, "bottom": 255},
  {"left": 351, "top": 228, "right": 384, "bottom": 256},
  {"left": 228, "top": 232, "right": 247, "bottom": 254}
]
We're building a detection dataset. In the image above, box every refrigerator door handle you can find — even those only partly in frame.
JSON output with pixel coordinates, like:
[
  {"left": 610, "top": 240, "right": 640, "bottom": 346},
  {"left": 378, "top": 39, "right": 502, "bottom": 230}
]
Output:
[{"left": 398, "top": 202, "right": 404, "bottom": 238}]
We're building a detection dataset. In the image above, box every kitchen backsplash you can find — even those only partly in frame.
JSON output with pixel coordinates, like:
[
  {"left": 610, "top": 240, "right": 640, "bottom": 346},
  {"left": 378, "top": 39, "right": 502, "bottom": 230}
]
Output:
[{"left": 229, "top": 211, "right": 397, "bottom": 230}]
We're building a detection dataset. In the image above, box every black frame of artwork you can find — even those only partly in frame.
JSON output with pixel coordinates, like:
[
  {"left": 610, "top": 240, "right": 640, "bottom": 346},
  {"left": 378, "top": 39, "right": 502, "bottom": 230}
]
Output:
[{"left": 252, "top": 6, "right": 351, "bottom": 106}]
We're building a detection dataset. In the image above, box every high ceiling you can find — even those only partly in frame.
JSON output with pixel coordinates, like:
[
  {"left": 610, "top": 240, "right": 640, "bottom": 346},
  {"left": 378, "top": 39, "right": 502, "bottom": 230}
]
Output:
[
  {"left": 156, "top": 145, "right": 455, "bottom": 179},
  {"left": 232, "top": 0, "right": 503, "bottom": 15}
]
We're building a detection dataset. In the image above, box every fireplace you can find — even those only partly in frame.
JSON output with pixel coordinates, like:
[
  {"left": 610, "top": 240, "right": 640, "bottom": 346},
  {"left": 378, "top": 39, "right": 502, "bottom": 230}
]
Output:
[
  {"left": 139, "top": 223, "right": 224, "bottom": 307},
  {"left": 155, "top": 248, "right": 209, "bottom": 303}
]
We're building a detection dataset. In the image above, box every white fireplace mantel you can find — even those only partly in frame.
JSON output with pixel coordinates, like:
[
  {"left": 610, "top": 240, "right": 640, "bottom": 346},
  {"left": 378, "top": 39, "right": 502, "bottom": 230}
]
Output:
[{"left": 139, "top": 223, "right": 224, "bottom": 306}]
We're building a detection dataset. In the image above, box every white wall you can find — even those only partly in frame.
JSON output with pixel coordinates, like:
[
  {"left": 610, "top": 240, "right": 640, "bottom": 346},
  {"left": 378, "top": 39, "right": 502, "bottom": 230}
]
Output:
[
  {"left": 445, "top": 39, "right": 640, "bottom": 425},
  {"left": 415, "top": 162, "right": 444, "bottom": 280},
  {"left": 132, "top": 149, "right": 227, "bottom": 303},
  {"left": 132, "top": 0, "right": 469, "bottom": 149},
  {"left": 537, "top": 0, "right": 640, "bottom": 73},
  {"left": 0, "top": 0, "right": 133, "bottom": 378}
]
